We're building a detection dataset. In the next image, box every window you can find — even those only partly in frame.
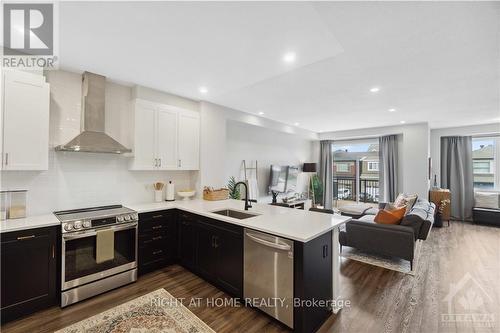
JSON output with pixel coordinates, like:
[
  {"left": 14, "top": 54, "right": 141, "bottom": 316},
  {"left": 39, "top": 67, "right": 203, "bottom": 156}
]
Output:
[
  {"left": 367, "top": 162, "right": 379, "bottom": 171},
  {"left": 336, "top": 163, "right": 349, "bottom": 172},
  {"left": 332, "top": 139, "right": 380, "bottom": 203},
  {"left": 473, "top": 161, "right": 492, "bottom": 174},
  {"left": 472, "top": 137, "right": 499, "bottom": 190}
]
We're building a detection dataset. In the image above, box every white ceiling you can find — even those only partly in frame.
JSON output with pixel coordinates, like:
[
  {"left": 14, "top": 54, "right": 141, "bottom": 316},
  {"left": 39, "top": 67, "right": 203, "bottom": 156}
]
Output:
[{"left": 59, "top": 2, "right": 500, "bottom": 133}]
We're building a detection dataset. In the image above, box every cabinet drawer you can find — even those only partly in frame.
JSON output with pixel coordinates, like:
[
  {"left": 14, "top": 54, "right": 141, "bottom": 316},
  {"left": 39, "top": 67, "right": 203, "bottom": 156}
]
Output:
[
  {"left": 139, "top": 257, "right": 169, "bottom": 275},
  {"left": 139, "top": 233, "right": 168, "bottom": 248},
  {"left": 178, "top": 211, "right": 202, "bottom": 223},
  {"left": 139, "top": 210, "right": 172, "bottom": 221},
  {"left": 139, "top": 226, "right": 168, "bottom": 240},
  {"left": 1, "top": 227, "right": 53, "bottom": 243},
  {"left": 140, "top": 246, "right": 168, "bottom": 262}
]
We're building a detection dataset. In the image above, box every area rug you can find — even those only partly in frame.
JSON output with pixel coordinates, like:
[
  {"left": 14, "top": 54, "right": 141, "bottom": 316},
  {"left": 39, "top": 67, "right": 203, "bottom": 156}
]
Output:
[
  {"left": 341, "top": 240, "right": 422, "bottom": 275},
  {"left": 55, "top": 289, "right": 215, "bottom": 333}
]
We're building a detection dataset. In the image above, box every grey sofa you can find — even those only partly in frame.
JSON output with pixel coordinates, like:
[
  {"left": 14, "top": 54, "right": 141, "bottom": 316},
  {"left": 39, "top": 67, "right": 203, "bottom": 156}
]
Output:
[{"left": 339, "top": 198, "right": 435, "bottom": 270}]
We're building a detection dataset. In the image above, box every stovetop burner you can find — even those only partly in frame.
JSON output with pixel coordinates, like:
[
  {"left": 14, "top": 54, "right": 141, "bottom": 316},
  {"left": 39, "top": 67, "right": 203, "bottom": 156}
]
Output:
[{"left": 54, "top": 205, "right": 138, "bottom": 233}]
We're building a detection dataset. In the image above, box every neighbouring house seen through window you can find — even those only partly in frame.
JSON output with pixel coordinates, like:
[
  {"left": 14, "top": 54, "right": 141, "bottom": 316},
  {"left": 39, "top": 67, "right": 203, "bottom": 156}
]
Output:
[
  {"left": 332, "top": 139, "right": 380, "bottom": 204},
  {"left": 472, "top": 137, "right": 499, "bottom": 190},
  {"left": 367, "top": 162, "right": 379, "bottom": 172}
]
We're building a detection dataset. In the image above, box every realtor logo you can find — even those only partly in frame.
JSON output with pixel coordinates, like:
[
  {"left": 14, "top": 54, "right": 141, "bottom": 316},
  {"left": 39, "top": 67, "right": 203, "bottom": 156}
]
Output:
[
  {"left": 441, "top": 273, "right": 495, "bottom": 328},
  {"left": 3, "top": 3, "right": 53, "bottom": 56}
]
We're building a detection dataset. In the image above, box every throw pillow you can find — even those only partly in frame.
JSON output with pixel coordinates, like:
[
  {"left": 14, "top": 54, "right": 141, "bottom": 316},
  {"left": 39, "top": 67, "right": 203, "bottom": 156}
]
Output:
[
  {"left": 374, "top": 206, "right": 407, "bottom": 224},
  {"left": 393, "top": 193, "right": 418, "bottom": 214},
  {"left": 404, "top": 194, "right": 418, "bottom": 214},
  {"left": 474, "top": 192, "right": 499, "bottom": 209},
  {"left": 394, "top": 193, "right": 407, "bottom": 207}
]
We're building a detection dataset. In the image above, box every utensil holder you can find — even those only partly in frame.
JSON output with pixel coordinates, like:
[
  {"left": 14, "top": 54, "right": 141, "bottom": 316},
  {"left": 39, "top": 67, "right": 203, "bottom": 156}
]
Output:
[{"left": 154, "top": 190, "right": 163, "bottom": 202}]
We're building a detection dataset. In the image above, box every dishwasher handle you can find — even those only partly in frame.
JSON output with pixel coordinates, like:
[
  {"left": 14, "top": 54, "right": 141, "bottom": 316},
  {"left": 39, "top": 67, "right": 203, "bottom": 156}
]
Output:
[{"left": 246, "top": 232, "right": 291, "bottom": 251}]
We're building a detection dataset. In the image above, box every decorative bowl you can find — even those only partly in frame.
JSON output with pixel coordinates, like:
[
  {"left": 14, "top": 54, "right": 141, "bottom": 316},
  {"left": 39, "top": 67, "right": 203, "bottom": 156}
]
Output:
[{"left": 177, "top": 190, "right": 196, "bottom": 201}]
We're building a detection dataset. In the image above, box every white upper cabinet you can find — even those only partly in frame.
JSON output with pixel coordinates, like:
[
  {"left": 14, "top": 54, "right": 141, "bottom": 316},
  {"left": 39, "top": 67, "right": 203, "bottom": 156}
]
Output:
[
  {"left": 130, "top": 100, "right": 157, "bottom": 170},
  {"left": 178, "top": 111, "right": 200, "bottom": 170},
  {"left": 1, "top": 70, "right": 50, "bottom": 170},
  {"left": 157, "top": 106, "right": 178, "bottom": 170},
  {"left": 130, "top": 99, "right": 199, "bottom": 171}
]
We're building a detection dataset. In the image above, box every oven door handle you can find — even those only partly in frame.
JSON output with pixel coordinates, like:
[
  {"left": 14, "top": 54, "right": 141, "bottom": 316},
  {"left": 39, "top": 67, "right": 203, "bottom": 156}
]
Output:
[{"left": 63, "top": 223, "right": 138, "bottom": 240}]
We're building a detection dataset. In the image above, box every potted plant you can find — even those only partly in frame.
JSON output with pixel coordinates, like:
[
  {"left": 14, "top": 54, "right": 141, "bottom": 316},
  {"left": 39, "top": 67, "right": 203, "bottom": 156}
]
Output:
[
  {"left": 435, "top": 198, "right": 450, "bottom": 227},
  {"left": 227, "top": 176, "right": 241, "bottom": 200}
]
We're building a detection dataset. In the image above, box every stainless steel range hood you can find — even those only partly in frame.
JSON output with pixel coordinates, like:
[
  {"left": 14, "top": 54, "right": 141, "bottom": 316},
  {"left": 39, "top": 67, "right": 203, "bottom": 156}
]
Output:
[{"left": 55, "top": 72, "right": 131, "bottom": 154}]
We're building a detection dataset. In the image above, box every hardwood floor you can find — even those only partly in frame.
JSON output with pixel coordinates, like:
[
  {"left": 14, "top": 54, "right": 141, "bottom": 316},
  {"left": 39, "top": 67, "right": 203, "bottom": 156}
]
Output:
[{"left": 2, "top": 221, "right": 499, "bottom": 333}]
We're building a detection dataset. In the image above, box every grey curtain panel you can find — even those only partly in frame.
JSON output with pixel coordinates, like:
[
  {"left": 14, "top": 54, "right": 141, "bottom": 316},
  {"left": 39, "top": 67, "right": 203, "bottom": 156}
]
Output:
[
  {"left": 319, "top": 140, "right": 334, "bottom": 209},
  {"left": 441, "top": 136, "right": 474, "bottom": 220},
  {"left": 379, "top": 135, "right": 399, "bottom": 202}
]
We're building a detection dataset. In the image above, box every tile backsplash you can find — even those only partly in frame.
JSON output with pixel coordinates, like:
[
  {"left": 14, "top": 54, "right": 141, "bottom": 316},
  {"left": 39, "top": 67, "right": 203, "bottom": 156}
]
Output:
[{"left": 1, "top": 150, "right": 196, "bottom": 215}]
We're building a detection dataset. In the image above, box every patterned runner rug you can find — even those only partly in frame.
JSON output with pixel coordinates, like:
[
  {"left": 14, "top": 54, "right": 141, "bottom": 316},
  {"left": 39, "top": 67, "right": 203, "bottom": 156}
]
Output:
[{"left": 56, "top": 289, "right": 215, "bottom": 333}]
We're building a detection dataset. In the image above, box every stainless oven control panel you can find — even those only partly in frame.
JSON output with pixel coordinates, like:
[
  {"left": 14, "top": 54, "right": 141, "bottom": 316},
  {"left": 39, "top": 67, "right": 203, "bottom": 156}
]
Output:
[{"left": 61, "top": 213, "right": 138, "bottom": 233}]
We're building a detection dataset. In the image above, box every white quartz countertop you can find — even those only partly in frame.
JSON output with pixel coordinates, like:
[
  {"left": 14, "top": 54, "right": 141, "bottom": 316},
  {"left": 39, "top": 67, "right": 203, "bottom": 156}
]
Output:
[
  {"left": 0, "top": 199, "right": 351, "bottom": 242},
  {"left": 0, "top": 214, "right": 60, "bottom": 234},
  {"left": 127, "top": 199, "right": 351, "bottom": 242}
]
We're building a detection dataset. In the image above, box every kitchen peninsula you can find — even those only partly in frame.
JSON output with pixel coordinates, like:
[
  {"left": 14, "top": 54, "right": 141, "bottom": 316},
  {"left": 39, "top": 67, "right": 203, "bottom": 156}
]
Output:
[
  {"left": 132, "top": 199, "right": 350, "bottom": 332},
  {"left": 0, "top": 199, "right": 349, "bottom": 333}
]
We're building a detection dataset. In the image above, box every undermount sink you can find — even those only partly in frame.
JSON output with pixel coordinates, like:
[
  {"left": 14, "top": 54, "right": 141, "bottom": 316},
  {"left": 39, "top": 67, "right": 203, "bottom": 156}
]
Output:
[{"left": 211, "top": 209, "right": 259, "bottom": 220}]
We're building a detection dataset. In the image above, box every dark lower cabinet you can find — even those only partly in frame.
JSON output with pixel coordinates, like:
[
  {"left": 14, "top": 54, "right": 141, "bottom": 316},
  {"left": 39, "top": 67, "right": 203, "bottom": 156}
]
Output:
[
  {"left": 178, "top": 212, "right": 243, "bottom": 298},
  {"left": 1, "top": 226, "right": 58, "bottom": 323},
  {"left": 294, "top": 231, "right": 333, "bottom": 333},
  {"left": 138, "top": 210, "right": 177, "bottom": 275},
  {"left": 196, "top": 222, "right": 217, "bottom": 280},
  {"left": 178, "top": 211, "right": 198, "bottom": 271},
  {"left": 214, "top": 226, "right": 243, "bottom": 297}
]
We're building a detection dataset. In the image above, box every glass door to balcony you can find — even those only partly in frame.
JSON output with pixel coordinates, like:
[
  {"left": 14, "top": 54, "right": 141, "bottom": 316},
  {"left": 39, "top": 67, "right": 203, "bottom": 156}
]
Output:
[{"left": 333, "top": 139, "right": 380, "bottom": 207}]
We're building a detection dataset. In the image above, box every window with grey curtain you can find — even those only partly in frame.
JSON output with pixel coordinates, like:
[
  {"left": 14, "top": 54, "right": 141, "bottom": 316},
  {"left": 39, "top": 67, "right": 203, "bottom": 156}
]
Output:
[
  {"left": 441, "top": 136, "right": 474, "bottom": 220},
  {"left": 379, "top": 135, "right": 399, "bottom": 202},
  {"left": 319, "top": 140, "right": 334, "bottom": 209}
]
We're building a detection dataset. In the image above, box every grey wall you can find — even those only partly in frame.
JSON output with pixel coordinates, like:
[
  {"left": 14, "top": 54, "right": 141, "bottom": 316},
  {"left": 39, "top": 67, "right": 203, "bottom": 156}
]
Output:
[{"left": 225, "top": 120, "right": 315, "bottom": 197}]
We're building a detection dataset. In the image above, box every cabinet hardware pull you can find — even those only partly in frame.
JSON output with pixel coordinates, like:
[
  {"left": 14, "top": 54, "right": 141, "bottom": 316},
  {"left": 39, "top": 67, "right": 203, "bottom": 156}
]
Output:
[
  {"left": 178, "top": 159, "right": 181, "bottom": 168},
  {"left": 214, "top": 236, "right": 219, "bottom": 248},
  {"left": 5, "top": 153, "right": 8, "bottom": 166},
  {"left": 153, "top": 250, "right": 163, "bottom": 255},
  {"left": 322, "top": 245, "right": 328, "bottom": 258},
  {"left": 17, "top": 235, "right": 35, "bottom": 240},
  {"left": 159, "top": 158, "right": 161, "bottom": 167},
  {"left": 152, "top": 215, "right": 163, "bottom": 219},
  {"left": 153, "top": 236, "right": 162, "bottom": 240},
  {"left": 152, "top": 225, "right": 163, "bottom": 230},
  {"left": 52, "top": 244, "right": 55, "bottom": 258}
]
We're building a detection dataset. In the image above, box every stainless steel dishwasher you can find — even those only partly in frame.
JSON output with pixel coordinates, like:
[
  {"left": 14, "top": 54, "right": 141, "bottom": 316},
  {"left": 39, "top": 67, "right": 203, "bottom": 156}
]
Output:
[{"left": 244, "top": 228, "right": 294, "bottom": 328}]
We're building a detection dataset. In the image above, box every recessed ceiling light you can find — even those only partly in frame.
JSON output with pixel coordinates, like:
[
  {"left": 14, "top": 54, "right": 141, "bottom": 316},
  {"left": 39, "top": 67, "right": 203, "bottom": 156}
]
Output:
[
  {"left": 294, "top": 122, "right": 300, "bottom": 126},
  {"left": 258, "top": 111, "right": 265, "bottom": 116},
  {"left": 199, "top": 87, "right": 208, "bottom": 94},
  {"left": 283, "top": 52, "right": 296, "bottom": 63},
  {"left": 370, "top": 87, "right": 380, "bottom": 93},
  {"left": 400, "top": 120, "right": 406, "bottom": 124},
  {"left": 388, "top": 108, "right": 396, "bottom": 112}
]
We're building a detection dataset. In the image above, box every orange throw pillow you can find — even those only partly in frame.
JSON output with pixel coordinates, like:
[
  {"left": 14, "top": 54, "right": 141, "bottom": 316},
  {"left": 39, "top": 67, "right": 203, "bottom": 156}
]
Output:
[{"left": 374, "top": 206, "right": 406, "bottom": 225}]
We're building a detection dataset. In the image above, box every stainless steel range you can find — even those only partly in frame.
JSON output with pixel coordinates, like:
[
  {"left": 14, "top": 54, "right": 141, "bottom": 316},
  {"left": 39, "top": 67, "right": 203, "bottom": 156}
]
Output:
[{"left": 54, "top": 205, "right": 138, "bottom": 307}]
